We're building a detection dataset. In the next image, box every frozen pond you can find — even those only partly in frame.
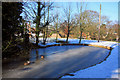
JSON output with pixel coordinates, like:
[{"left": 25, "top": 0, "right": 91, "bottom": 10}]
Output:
[
  {"left": 3, "top": 45, "right": 111, "bottom": 78},
  {"left": 29, "top": 45, "right": 88, "bottom": 62}
]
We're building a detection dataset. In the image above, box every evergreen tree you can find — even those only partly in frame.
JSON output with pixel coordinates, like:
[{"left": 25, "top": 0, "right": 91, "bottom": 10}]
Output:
[{"left": 2, "top": 2, "right": 23, "bottom": 52}]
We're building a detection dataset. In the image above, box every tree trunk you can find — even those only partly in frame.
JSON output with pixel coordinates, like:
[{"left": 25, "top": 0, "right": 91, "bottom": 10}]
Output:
[
  {"left": 78, "top": 4, "right": 83, "bottom": 44},
  {"left": 55, "top": 26, "right": 58, "bottom": 41},
  {"left": 56, "top": 32, "right": 58, "bottom": 41},
  {"left": 36, "top": 31, "right": 39, "bottom": 45},
  {"left": 56, "top": 16, "right": 58, "bottom": 41},
  {"left": 43, "top": 3, "right": 49, "bottom": 45},
  {"left": 43, "top": 29, "right": 46, "bottom": 44},
  {"left": 56, "top": 27, "right": 58, "bottom": 41},
  {"left": 43, "top": 1, "right": 46, "bottom": 45},
  {"left": 43, "top": 30, "right": 46, "bottom": 45},
  {"left": 24, "top": 34, "right": 29, "bottom": 44},
  {"left": 66, "top": 25, "right": 70, "bottom": 43},
  {"left": 66, "top": 6, "right": 70, "bottom": 43},
  {"left": 79, "top": 31, "right": 82, "bottom": 44},
  {"left": 36, "top": 2, "right": 40, "bottom": 45}
]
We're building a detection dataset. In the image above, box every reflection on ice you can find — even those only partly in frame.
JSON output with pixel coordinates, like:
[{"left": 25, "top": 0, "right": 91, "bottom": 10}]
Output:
[{"left": 29, "top": 45, "right": 86, "bottom": 62}]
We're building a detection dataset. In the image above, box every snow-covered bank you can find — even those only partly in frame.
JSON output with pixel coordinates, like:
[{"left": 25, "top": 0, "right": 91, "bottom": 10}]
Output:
[
  {"left": 29, "top": 37, "right": 60, "bottom": 47},
  {"left": 30, "top": 38, "right": 117, "bottom": 48}
]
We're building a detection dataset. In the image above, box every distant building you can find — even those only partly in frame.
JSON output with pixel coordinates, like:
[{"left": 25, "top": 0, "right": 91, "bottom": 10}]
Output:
[
  {"left": 26, "top": 22, "right": 44, "bottom": 38},
  {"left": 50, "top": 33, "right": 61, "bottom": 38}
]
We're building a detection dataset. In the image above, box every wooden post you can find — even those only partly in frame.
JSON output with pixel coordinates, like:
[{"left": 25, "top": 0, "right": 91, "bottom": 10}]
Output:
[{"left": 98, "top": 4, "right": 101, "bottom": 42}]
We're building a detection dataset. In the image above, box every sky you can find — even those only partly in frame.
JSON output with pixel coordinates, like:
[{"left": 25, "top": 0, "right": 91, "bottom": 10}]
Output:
[
  {"left": 53, "top": 2, "right": 118, "bottom": 22},
  {"left": 21, "top": 2, "right": 118, "bottom": 26},
  {"left": 87, "top": 2, "right": 118, "bottom": 21}
]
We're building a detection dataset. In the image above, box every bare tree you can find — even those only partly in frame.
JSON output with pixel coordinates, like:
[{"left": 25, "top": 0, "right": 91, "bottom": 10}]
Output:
[
  {"left": 42, "top": 2, "right": 50, "bottom": 45},
  {"left": 76, "top": 2, "right": 87, "bottom": 44},
  {"left": 52, "top": 13, "right": 59, "bottom": 41},
  {"left": 63, "top": 3, "right": 72, "bottom": 43},
  {"left": 22, "top": 2, "right": 54, "bottom": 45},
  {"left": 42, "top": 1, "right": 47, "bottom": 45},
  {"left": 55, "top": 14, "right": 59, "bottom": 41}
]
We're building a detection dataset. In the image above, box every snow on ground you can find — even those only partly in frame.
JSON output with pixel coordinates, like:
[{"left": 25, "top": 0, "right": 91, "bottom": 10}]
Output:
[
  {"left": 29, "top": 37, "right": 60, "bottom": 47},
  {"left": 29, "top": 38, "right": 119, "bottom": 79},
  {"left": 61, "top": 39, "right": 119, "bottom": 79}
]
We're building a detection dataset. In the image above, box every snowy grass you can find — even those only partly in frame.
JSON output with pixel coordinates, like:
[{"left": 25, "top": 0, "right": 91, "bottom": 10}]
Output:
[{"left": 29, "top": 38, "right": 119, "bottom": 79}]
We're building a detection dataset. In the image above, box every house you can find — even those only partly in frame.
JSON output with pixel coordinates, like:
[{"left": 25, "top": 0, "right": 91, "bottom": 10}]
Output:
[{"left": 50, "top": 33, "right": 61, "bottom": 38}]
